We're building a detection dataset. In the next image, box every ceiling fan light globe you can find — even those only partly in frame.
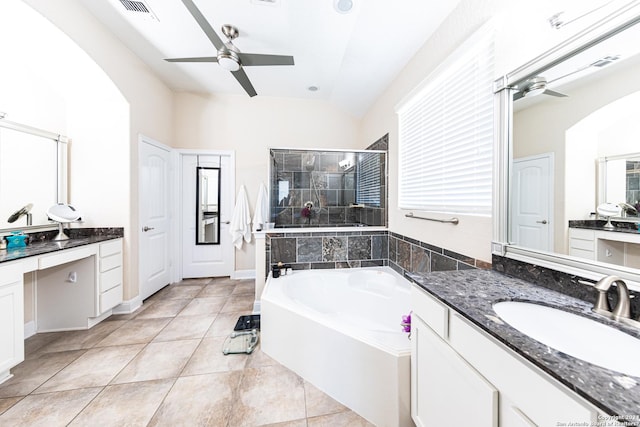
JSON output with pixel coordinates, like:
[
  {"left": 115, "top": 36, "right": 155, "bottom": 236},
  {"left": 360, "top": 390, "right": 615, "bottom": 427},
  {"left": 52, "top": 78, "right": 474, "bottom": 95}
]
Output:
[
  {"left": 218, "top": 53, "right": 241, "bottom": 71},
  {"left": 334, "top": 0, "right": 353, "bottom": 13},
  {"left": 523, "top": 86, "right": 546, "bottom": 97}
]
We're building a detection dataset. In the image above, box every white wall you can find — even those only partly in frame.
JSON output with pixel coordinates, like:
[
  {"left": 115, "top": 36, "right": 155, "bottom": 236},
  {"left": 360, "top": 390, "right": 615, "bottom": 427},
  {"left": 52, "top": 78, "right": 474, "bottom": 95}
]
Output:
[
  {"left": 21, "top": 0, "right": 175, "bottom": 301},
  {"left": 173, "top": 92, "right": 361, "bottom": 270}
]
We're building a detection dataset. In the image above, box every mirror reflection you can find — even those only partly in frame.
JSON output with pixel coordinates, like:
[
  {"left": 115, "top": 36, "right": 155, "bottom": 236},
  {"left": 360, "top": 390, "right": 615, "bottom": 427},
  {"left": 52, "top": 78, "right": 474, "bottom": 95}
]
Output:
[
  {"left": 196, "top": 167, "right": 220, "bottom": 244},
  {"left": 0, "top": 124, "right": 61, "bottom": 230},
  {"left": 509, "top": 18, "right": 640, "bottom": 271},
  {"left": 597, "top": 153, "right": 640, "bottom": 217}
]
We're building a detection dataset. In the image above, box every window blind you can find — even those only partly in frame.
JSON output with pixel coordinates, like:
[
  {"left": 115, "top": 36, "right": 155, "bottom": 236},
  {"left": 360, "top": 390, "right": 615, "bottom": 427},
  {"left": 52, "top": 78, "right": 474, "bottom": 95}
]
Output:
[
  {"left": 397, "top": 33, "right": 494, "bottom": 216},
  {"left": 356, "top": 152, "right": 381, "bottom": 206}
]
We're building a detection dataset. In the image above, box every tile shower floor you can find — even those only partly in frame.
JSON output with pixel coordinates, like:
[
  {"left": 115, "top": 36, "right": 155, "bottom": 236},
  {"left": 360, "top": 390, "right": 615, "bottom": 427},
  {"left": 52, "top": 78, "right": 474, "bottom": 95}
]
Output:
[{"left": 0, "top": 277, "right": 374, "bottom": 426}]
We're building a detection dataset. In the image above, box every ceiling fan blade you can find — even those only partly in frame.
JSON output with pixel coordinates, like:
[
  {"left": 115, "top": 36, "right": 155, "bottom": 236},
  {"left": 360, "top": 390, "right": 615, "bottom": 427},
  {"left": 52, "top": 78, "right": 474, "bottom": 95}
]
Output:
[
  {"left": 543, "top": 89, "right": 568, "bottom": 97},
  {"left": 231, "top": 68, "right": 257, "bottom": 97},
  {"left": 238, "top": 53, "right": 295, "bottom": 67},
  {"left": 180, "top": 0, "right": 225, "bottom": 51},
  {"left": 165, "top": 57, "right": 218, "bottom": 63},
  {"left": 513, "top": 91, "right": 524, "bottom": 101}
]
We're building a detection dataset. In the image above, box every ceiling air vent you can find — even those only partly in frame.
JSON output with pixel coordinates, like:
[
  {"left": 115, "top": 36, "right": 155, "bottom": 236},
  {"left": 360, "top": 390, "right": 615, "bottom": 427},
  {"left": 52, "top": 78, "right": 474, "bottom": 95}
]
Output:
[{"left": 118, "top": 0, "right": 159, "bottom": 20}]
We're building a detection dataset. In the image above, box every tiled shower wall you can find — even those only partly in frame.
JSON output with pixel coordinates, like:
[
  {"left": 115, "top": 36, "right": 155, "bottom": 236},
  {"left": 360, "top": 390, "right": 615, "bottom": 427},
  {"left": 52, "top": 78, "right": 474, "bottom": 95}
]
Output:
[{"left": 265, "top": 229, "right": 491, "bottom": 276}]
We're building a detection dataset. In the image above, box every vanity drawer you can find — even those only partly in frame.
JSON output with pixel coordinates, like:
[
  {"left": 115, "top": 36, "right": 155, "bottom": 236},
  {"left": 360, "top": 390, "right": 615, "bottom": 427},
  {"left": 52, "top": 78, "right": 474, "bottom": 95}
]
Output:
[
  {"left": 99, "top": 239, "right": 122, "bottom": 258},
  {"left": 569, "top": 228, "right": 595, "bottom": 241},
  {"left": 100, "top": 266, "right": 122, "bottom": 293},
  {"left": 411, "top": 285, "right": 449, "bottom": 339},
  {"left": 100, "top": 284, "right": 122, "bottom": 313},
  {"left": 570, "top": 238, "right": 595, "bottom": 251},
  {"left": 100, "top": 252, "right": 122, "bottom": 273}
]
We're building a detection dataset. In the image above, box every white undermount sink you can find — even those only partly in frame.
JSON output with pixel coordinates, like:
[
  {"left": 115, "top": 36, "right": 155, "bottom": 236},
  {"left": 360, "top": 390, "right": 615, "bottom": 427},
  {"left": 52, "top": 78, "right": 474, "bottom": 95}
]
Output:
[{"left": 493, "top": 301, "right": 640, "bottom": 377}]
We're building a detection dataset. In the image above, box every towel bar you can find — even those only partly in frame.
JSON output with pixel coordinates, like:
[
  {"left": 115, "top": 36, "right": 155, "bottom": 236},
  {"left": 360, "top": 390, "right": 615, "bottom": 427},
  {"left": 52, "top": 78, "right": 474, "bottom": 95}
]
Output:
[{"left": 405, "top": 212, "right": 459, "bottom": 225}]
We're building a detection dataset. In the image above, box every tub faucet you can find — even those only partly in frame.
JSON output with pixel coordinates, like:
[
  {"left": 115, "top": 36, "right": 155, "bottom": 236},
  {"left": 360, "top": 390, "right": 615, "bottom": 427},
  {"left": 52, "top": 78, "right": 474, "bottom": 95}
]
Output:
[{"left": 592, "top": 276, "right": 631, "bottom": 320}]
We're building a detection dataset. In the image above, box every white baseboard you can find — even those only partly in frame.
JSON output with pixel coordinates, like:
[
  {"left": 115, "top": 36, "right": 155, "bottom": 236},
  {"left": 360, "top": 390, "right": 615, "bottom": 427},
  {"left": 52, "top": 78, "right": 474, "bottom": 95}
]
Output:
[
  {"left": 232, "top": 269, "right": 256, "bottom": 280},
  {"left": 112, "top": 296, "right": 143, "bottom": 315},
  {"left": 252, "top": 300, "right": 261, "bottom": 314},
  {"left": 24, "top": 321, "right": 37, "bottom": 339}
]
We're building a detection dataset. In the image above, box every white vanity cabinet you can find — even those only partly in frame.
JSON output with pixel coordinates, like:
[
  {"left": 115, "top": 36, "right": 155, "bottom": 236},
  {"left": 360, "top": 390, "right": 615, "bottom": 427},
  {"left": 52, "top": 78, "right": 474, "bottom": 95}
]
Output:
[
  {"left": 411, "top": 313, "right": 498, "bottom": 427},
  {"left": 569, "top": 227, "right": 640, "bottom": 269},
  {"left": 0, "top": 263, "right": 24, "bottom": 383},
  {"left": 98, "top": 239, "right": 123, "bottom": 313},
  {"left": 411, "top": 284, "right": 598, "bottom": 427}
]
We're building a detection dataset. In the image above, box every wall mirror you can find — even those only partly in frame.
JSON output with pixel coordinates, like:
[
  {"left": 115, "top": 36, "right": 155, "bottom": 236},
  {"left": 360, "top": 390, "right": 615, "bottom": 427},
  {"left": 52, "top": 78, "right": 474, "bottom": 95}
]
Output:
[
  {"left": 196, "top": 166, "right": 221, "bottom": 244},
  {"left": 0, "top": 118, "right": 68, "bottom": 232},
  {"left": 597, "top": 152, "right": 640, "bottom": 217},
  {"left": 495, "top": 5, "right": 640, "bottom": 288}
]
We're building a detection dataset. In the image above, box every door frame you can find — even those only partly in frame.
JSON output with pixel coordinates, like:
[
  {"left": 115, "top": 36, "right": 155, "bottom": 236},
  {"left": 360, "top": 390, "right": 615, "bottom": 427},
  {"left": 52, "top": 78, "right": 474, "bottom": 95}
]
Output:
[
  {"left": 174, "top": 149, "right": 236, "bottom": 280},
  {"left": 511, "top": 152, "right": 554, "bottom": 252},
  {"left": 138, "top": 135, "right": 177, "bottom": 296}
]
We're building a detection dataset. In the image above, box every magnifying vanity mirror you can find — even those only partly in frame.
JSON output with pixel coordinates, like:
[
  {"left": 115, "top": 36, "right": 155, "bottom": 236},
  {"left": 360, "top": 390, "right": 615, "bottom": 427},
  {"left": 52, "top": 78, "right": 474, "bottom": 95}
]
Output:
[
  {"left": 196, "top": 166, "right": 221, "bottom": 245},
  {"left": 495, "top": 5, "right": 640, "bottom": 287},
  {"left": 0, "top": 118, "right": 68, "bottom": 232}
]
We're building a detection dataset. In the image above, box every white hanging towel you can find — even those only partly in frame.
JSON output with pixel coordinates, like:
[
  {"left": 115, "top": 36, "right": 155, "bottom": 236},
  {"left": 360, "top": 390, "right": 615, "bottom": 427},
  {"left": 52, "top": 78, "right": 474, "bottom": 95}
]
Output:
[
  {"left": 229, "top": 185, "right": 252, "bottom": 249},
  {"left": 252, "top": 182, "right": 269, "bottom": 232}
]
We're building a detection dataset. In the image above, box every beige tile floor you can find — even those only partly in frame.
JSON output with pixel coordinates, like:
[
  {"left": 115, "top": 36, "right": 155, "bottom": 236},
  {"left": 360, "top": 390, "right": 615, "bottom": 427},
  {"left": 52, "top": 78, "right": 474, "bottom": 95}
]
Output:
[{"left": 0, "top": 277, "right": 375, "bottom": 427}]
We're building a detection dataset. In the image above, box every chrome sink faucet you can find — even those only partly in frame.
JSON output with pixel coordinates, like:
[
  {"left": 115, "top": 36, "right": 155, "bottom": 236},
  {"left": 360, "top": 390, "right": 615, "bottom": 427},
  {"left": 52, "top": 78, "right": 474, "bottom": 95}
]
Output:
[{"left": 593, "top": 276, "right": 631, "bottom": 319}]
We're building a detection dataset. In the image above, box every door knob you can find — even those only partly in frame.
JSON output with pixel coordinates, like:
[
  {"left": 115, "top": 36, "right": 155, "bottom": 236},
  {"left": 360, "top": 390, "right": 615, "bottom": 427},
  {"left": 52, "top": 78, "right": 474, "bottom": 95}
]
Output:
[
  {"left": 142, "top": 226, "right": 155, "bottom": 232},
  {"left": 223, "top": 221, "right": 231, "bottom": 225},
  {"left": 536, "top": 220, "right": 548, "bottom": 224}
]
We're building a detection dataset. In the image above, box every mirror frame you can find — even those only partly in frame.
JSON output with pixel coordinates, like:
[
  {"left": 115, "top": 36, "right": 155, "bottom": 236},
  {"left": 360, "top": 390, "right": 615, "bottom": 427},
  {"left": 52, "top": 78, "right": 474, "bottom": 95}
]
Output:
[
  {"left": 196, "top": 166, "right": 221, "bottom": 245},
  {"left": 493, "top": 4, "right": 640, "bottom": 287},
  {"left": 0, "top": 117, "right": 68, "bottom": 233}
]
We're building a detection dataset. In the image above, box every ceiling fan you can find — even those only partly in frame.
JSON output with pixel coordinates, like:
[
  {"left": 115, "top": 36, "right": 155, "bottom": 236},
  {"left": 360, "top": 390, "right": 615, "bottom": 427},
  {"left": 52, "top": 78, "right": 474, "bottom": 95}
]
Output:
[
  {"left": 165, "top": 0, "right": 295, "bottom": 97},
  {"left": 513, "top": 55, "right": 621, "bottom": 101},
  {"left": 513, "top": 76, "right": 568, "bottom": 101}
]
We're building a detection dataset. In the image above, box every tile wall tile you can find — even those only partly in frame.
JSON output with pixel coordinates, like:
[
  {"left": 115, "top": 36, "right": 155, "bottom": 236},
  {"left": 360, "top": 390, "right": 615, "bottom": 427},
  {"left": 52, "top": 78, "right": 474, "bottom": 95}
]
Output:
[{"left": 267, "top": 230, "right": 490, "bottom": 276}]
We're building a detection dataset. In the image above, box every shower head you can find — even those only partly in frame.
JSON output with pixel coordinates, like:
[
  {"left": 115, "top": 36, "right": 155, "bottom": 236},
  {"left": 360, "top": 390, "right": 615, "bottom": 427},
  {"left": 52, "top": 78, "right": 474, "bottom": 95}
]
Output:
[{"left": 304, "top": 154, "right": 316, "bottom": 171}]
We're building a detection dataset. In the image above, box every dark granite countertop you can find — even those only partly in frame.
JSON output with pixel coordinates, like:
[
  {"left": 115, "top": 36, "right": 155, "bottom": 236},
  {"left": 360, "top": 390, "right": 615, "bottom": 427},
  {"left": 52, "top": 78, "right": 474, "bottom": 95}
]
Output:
[
  {"left": 0, "top": 229, "right": 122, "bottom": 264},
  {"left": 569, "top": 219, "right": 640, "bottom": 234},
  {"left": 407, "top": 269, "right": 640, "bottom": 421}
]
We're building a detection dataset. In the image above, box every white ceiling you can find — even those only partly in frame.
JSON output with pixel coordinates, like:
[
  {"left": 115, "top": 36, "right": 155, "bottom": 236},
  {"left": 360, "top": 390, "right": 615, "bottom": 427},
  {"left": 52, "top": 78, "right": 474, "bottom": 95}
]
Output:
[{"left": 79, "top": 0, "right": 460, "bottom": 117}]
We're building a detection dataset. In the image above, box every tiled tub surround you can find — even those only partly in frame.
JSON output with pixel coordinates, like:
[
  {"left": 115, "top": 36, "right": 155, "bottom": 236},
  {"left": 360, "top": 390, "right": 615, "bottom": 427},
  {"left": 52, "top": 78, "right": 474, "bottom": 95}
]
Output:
[
  {"left": 265, "top": 229, "right": 491, "bottom": 274},
  {"left": 408, "top": 268, "right": 640, "bottom": 420},
  {"left": 270, "top": 149, "right": 386, "bottom": 228}
]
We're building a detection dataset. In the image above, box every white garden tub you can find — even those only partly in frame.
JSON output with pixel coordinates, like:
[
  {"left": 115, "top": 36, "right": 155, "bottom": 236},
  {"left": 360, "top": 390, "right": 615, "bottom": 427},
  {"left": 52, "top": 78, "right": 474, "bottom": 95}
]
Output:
[{"left": 261, "top": 267, "right": 412, "bottom": 427}]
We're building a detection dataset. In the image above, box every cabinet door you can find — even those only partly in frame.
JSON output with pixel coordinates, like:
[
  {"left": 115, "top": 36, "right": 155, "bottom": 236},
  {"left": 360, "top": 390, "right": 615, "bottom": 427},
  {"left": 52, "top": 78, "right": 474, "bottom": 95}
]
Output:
[
  {"left": 0, "top": 265, "right": 24, "bottom": 380},
  {"left": 411, "top": 314, "right": 498, "bottom": 427}
]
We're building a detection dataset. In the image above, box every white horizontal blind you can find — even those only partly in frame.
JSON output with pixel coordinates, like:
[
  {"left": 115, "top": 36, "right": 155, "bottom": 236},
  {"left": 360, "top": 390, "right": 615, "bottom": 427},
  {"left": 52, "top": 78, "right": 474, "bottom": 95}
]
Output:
[
  {"left": 356, "top": 152, "right": 381, "bottom": 206},
  {"left": 398, "top": 33, "right": 494, "bottom": 216}
]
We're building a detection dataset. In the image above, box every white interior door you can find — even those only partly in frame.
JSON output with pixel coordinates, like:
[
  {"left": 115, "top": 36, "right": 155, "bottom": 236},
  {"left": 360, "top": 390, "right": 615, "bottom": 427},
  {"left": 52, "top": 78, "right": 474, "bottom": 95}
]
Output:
[
  {"left": 139, "top": 137, "right": 171, "bottom": 300},
  {"left": 511, "top": 153, "right": 554, "bottom": 252},
  {"left": 181, "top": 153, "right": 234, "bottom": 278}
]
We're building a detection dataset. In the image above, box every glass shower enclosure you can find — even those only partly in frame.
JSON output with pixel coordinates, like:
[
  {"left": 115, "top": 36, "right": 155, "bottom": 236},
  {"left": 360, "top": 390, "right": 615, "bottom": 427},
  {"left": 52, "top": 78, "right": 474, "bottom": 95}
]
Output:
[{"left": 269, "top": 148, "right": 387, "bottom": 228}]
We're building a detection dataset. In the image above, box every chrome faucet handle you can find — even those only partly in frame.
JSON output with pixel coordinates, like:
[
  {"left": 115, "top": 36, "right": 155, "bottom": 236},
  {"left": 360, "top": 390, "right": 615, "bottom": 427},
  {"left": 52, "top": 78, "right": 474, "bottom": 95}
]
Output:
[
  {"left": 579, "top": 279, "right": 612, "bottom": 314},
  {"left": 612, "top": 280, "right": 632, "bottom": 319}
]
